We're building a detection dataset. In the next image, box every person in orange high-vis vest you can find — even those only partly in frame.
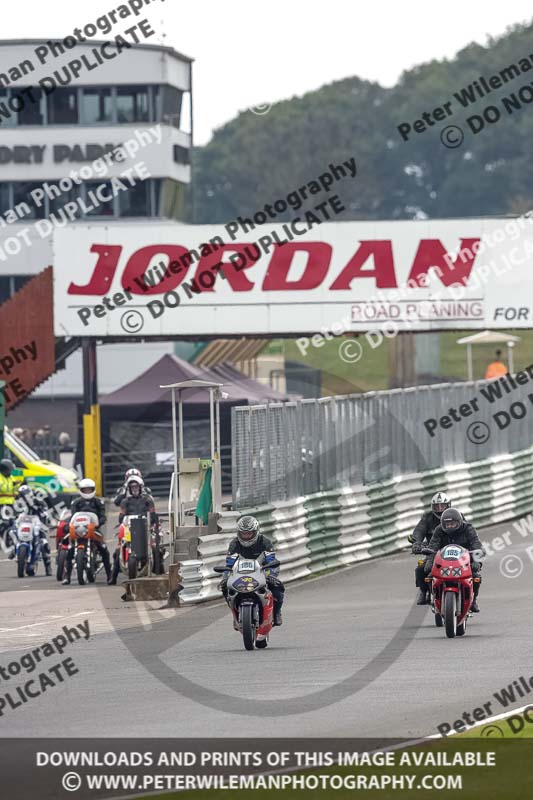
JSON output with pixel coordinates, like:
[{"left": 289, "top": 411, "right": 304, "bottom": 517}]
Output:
[{"left": 485, "top": 349, "right": 507, "bottom": 380}]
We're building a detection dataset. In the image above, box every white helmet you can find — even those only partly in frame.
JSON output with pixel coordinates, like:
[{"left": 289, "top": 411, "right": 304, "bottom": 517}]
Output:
[
  {"left": 125, "top": 468, "right": 142, "bottom": 482},
  {"left": 126, "top": 475, "right": 144, "bottom": 495},
  {"left": 78, "top": 478, "right": 96, "bottom": 500},
  {"left": 431, "top": 491, "right": 451, "bottom": 518}
]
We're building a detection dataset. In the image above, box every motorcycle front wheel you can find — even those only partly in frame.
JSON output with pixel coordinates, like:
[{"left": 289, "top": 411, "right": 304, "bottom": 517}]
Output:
[
  {"left": 76, "top": 549, "right": 86, "bottom": 585},
  {"left": 17, "top": 545, "right": 27, "bottom": 578},
  {"left": 444, "top": 592, "right": 457, "bottom": 638},
  {"left": 241, "top": 604, "right": 256, "bottom": 651},
  {"left": 56, "top": 549, "right": 67, "bottom": 582},
  {"left": 128, "top": 554, "right": 138, "bottom": 580},
  {"left": 86, "top": 550, "right": 96, "bottom": 583}
]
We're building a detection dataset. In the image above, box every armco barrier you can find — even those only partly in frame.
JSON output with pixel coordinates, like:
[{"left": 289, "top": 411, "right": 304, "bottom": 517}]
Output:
[{"left": 178, "top": 445, "right": 533, "bottom": 604}]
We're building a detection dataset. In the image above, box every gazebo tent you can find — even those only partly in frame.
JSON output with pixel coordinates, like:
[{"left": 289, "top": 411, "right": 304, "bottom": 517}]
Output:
[
  {"left": 456, "top": 330, "right": 521, "bottom": 380},
  {"left": 98, "top": 355, "right": 292, "bottom": 495},
  {"left": 101, "top": 353, "right": 289, "bottom": 412}
]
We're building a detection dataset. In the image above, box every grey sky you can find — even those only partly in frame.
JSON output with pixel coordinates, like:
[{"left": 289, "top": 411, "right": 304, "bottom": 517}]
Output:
[{"left": 5, "top": 1, "right": 533, "bottom": 143}]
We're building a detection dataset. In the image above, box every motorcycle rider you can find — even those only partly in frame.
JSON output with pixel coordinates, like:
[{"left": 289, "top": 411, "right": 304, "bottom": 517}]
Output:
[
  {"left": 0, "top": 459, "right": 16, "bottom": 553},
  {"left": 409, "top": 491, "right": 451, "bottom": 605},
  {"left": 218, "top": 515, "right": 284, "bottom": 626},
  {"left": 109, "top": 475, "right": 159, "bottom": 584},
  {"left": 113, "top": 468, "right": 151, "bottom": 507},
  {"left": 9, "top": 485, "right": 53, "bottom": 575},
  {"left": 424, "top": 507, "right": 484, "bottom": 613},
  {"left": 62, "top": 478, "right": 111, "bottom": 585}
]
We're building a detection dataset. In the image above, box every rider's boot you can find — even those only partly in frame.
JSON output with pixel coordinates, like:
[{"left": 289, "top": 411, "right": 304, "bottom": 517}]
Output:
[
  {"left": 62, "top": 561, "right": 72, "bottom": 585},
  {"left": 273, "top": 602, "right": 283, "bottom": 626},
  {"left": 416, "top": 588, "right": 428, "bottom": 605},
  {"left": 471, "top": 598, "right": 480, "bottom": 612}
]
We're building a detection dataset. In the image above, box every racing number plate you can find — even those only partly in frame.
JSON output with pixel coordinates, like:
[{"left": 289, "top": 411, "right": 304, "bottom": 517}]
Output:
[
  {"left": 442, "top": 546, "right": 461, "bottom": 559},
  {"left": 238, "top": 560, "right": 256, "bottom": 572}
]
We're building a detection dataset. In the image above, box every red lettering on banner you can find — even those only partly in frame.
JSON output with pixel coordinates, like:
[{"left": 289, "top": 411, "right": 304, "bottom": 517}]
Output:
[
  {"left": 122, "top": 245, "right": 191, "bottom": 294},
  {"left": 329, "top": 241, "right": 397, "bottom": 290},
  {"left": 192, "top": 245, "right": 256, "bottom": 291},
  {"left": 68, "top": 244, "right": 122, "bottom": 295},
  {"left": 263, "top": 243, "right": 331, "bottom": 290},
  {"left": 407, "top": 238, "right": 480, "bottom": 287}
]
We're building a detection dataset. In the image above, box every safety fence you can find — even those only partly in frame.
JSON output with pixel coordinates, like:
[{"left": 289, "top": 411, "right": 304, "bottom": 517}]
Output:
[
  {"left": 231, "top": 378, "right": 533, "bottom": 509},
  {"left": 178, "top": 444, "right": 533, "bottom": 604}
]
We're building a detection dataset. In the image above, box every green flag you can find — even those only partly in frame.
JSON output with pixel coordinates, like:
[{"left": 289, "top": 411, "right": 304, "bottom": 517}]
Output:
[{"left": 195, "top": 466, "right": 212, "bottom": 524}]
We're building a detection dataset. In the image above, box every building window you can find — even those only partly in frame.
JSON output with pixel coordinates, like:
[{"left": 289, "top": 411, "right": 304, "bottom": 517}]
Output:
[
  {"left": 119, "top": 179, "right": 150, "bottom": 216},
  {"left": 173, "top": 145, "right": 190, "bottom": 165},
  {"left": 17, "top": 87, "right": 43, "bottom": 125},
  {"left": 159, "top": 85, "right": 183, "bottom": 127},
  {"left": 0, "top": 89, "right": 16, "bottom": 127},
  {"left": 84, "top": 181, "right": 115, "bottom": 216},
  {"left": 47, "top": 182, "right": 81, "bottom": 218},
  {"left": 116, "top": 86, "right": 149, "bottom": 123},
  {"left": 0, "top": 275, "right": 30, "bottom": 304},
  {"left": 81, "top": 87, "right": 113, "bottom": 124},
  {"left": 0, "top": 183, "right": 10, "bottom": 215},
  {"left": 13, "top": 183, "right": 45, "bottom": 219},
  {"left": 48, "top": 88, "right": 78, "bottom": 124}
]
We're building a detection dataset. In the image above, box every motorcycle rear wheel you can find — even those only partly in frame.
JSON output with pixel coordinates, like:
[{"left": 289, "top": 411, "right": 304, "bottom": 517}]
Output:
[
  {"left": 76, "top": 550, "right": 86, "bottom": 585},
  {"left": 17, "top": 545, "right": 27, "bottom": 578},
  {"left": 241, "top": 605, "right": 256, "bottom": 651},
  {"left": 444, "top": 592, "right": 457, "bottom": 638}
]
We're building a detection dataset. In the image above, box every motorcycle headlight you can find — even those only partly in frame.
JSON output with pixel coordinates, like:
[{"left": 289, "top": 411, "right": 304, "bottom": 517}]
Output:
[
  {"left": 233, "top": 577, "right": 259, "bottom": 591},
  {"left": 440, "top": 567, "right": 451, "bottom": 576},
  {"left": 452, "top": 567, "right": 462, "bottom": 577}
]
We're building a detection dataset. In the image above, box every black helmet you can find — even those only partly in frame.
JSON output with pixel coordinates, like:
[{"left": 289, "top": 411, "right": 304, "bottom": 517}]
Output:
[
  {"left": 0, "top": 459, "right": 14, "bottom": 476},
  {"left": 237, "top": 515, "right": 260, "bottom": 547},
  {"left": 441, "top": 507, "right": 463, "bottom": 534},
  {"left": 431, "top": 491, "right": 451, "bottom": 519}
]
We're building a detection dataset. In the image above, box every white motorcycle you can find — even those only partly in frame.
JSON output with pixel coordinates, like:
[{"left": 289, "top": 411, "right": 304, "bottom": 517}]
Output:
[{"left": 14, "top": 514, "right": 48, "bottom": 578}]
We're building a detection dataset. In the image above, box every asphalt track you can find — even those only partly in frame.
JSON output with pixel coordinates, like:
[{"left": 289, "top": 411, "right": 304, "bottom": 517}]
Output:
[{"left": 1, "top": 517, "right": 532, "bottom": 739}]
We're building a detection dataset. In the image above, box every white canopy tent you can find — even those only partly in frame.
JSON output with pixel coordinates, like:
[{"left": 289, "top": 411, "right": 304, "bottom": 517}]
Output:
[{"left": 456, "top": 330, "right": 521, "bottom": 380}]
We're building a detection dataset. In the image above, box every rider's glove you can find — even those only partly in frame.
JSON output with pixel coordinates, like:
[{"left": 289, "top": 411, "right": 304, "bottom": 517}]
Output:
[
  {"left": 217, "top": 577, "right": 228, "bottom": 592},
  {"left": 407, "top": 534, "right": 415, "bottom": 544},
  {"left": 411, "top": 542, "right": 422, "bottom": 554},
  {"left": 266, "top": 575, "right": 281, "bottom": 588}
]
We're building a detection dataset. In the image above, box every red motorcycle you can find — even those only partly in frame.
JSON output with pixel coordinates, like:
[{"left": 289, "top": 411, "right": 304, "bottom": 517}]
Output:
[{"left": 423, "top": 544, "right": 480, "bottom": 638}]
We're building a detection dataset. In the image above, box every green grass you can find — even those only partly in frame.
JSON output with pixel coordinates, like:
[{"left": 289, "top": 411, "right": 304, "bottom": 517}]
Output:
[
  {"left": 279, "top": 329, "right": 533, "bottom": 395},
  {"left": 137, "top": 731, "right": 533, "bottom": 800}
]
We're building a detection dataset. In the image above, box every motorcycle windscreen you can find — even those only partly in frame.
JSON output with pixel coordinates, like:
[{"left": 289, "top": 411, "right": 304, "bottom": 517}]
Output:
[{"left": 130, "top": 516, "right": 148, "bottom": 559}]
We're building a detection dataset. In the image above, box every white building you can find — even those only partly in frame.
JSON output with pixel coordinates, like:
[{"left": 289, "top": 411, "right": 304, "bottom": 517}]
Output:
[{"left": 0, "top": 38, "right": 193, "bottom": 429}]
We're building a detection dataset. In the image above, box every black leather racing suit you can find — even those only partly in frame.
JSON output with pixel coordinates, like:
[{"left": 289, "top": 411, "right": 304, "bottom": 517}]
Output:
[
  {"left": 424, "top": 521, "right": 485, "bottom": 598},
  {"left": 64, "top": 496, "right": 111, "bottom": 581},
  {"left": 221, "top": 534, "right": 284, "bottom": 613},
  {"left": 110, "top": 492, "right": 160, "bottom": 582},
  {"left": 411, "top": 511, "right": 441, "bottom": 590}
]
